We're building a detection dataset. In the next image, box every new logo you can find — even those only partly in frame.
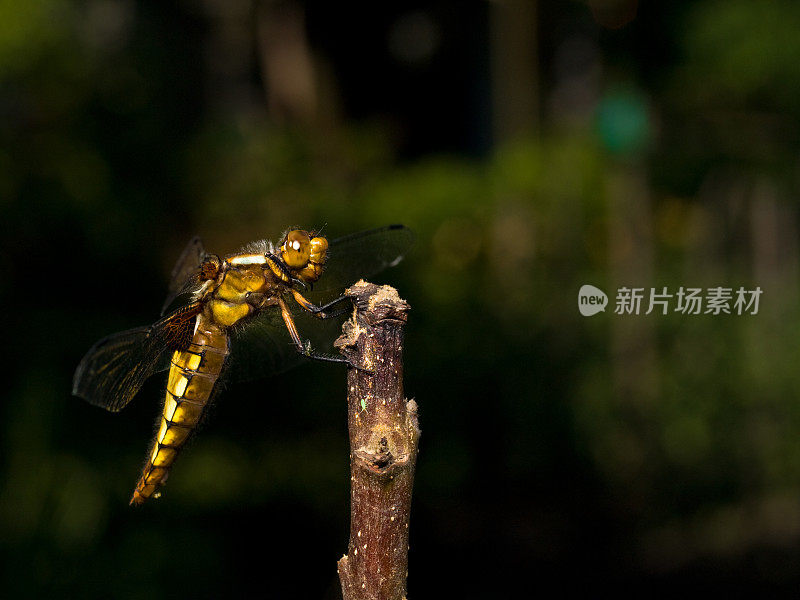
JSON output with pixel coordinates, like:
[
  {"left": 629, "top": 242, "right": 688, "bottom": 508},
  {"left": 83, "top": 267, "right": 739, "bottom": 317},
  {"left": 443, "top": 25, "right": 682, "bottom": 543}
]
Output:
[{"left": 578, "top": 284, "right": 608, "bottom": 316}]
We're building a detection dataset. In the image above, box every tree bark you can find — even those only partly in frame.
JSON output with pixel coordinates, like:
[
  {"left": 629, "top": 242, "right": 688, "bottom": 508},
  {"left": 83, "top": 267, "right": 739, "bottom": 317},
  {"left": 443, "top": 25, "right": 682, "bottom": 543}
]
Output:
[{"left": 335, "top": 281, "right": 419, "bottom": 600}]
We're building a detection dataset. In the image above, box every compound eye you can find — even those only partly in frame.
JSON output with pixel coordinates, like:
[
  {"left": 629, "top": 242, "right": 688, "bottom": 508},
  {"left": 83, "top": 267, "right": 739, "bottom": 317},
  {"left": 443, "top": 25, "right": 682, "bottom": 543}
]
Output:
[{"left": 282, "top": 230, "right": 311, "bottom": 268}]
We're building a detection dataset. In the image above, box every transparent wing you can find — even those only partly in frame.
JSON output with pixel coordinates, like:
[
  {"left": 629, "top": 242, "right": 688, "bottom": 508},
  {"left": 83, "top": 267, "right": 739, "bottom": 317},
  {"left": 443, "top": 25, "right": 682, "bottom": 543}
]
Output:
[
  {"left": 168, "top": 236, "right": 206, "bottom": 292},
  {"left": 225, "top": 303, "right": 347, "bottom": 383},
  {"left": 73, "top": 305, "right": 201, "bottom": 412},
  {"left": 314, "top": 224, "right": 415, "bottom": 293},
  {"left": 160, "top": 236, "right": 206, "bottom": 316}
]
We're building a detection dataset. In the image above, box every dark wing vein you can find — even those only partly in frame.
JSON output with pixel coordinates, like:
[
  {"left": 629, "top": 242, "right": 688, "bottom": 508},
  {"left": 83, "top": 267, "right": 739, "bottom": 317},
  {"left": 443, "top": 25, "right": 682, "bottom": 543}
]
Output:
[{"left": 72, "top": 306, "right": 200, "bottom": 412}]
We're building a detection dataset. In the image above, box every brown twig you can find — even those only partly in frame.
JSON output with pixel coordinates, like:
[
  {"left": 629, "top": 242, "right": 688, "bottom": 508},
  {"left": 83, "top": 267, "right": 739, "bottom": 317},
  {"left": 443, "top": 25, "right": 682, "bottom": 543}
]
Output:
[{"left": 334, "top": 281, "right": 419, "bottom": 600}]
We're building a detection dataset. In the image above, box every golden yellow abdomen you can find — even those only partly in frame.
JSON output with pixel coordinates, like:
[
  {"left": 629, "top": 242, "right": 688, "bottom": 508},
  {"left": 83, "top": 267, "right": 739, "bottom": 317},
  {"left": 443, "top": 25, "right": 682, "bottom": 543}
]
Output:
[{"left": 130, "top": 317, "right": 228, "bottom": 505}]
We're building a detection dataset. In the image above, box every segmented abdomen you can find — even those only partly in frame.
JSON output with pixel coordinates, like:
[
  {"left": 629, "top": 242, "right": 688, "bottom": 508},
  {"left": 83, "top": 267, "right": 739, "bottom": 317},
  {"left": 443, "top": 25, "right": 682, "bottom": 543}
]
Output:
[{"left": 130, "top": 318, "right": 228, "bottom": 505}]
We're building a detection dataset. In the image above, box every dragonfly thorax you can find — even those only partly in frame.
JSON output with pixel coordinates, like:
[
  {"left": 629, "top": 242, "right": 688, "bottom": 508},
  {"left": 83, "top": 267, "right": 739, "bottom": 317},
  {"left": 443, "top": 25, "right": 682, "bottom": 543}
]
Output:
[
  {"left": 204, "top": 230, "right": 327, "bottom": 330},
  {"left": 205, "top": 263, "right": 273, "bottom": 328}
]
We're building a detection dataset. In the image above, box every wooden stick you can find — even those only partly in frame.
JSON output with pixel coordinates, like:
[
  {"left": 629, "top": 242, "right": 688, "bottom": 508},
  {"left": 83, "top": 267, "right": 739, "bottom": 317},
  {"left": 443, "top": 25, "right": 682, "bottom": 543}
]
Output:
[{"left": 335, "top": 281, "right": 419, "bottom": 600}]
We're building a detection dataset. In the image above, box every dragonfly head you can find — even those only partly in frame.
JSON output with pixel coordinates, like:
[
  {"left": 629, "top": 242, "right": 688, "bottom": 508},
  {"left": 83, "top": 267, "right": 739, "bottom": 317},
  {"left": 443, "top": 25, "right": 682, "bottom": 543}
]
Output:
[{"left": 280, "top": 229, "right": 328, "bottom": 283}]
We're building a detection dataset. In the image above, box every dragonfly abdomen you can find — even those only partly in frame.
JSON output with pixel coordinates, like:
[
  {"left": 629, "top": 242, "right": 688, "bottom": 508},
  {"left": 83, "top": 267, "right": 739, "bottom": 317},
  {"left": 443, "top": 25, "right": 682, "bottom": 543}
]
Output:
[{"left": 130, "top": 319, "right": 228, "bottom": 506}]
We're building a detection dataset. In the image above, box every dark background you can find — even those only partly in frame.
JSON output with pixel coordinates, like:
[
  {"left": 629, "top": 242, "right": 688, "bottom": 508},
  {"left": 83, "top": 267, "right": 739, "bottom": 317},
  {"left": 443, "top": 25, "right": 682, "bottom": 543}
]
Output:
[{"left": 4, "top": 0, "right": 800, "bottom": 597}]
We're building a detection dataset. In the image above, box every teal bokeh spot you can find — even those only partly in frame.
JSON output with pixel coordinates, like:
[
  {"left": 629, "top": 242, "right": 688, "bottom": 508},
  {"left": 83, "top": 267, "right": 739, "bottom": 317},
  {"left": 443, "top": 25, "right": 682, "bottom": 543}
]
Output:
[{"left": 596, "top": 87, "right": 651, "bottom": 156}]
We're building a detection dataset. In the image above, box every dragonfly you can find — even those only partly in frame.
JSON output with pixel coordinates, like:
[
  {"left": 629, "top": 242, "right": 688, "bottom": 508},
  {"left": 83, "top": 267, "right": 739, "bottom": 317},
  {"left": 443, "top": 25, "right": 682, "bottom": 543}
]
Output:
[{"left": 73, "top": 225, "right": 414, "bottom": 505}]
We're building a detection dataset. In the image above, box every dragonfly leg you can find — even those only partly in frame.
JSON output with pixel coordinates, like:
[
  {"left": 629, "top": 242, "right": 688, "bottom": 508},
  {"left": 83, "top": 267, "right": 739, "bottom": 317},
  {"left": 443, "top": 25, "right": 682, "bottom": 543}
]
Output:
[
  {"left": 278, "top": 296, "right": 361, "bottom": 368},
  {"left": 290, "top": 289, "right": 353, "bottom": 319},
  {"left": 265, "top": 253, "right": 298, "bottom": 285},
  {"left": 265, "top": 255, "right": 317, "bottom": 292}
]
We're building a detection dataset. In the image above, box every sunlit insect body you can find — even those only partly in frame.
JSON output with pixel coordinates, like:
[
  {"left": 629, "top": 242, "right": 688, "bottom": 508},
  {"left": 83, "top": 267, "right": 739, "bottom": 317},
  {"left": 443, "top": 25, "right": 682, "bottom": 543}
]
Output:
[{"left": 73, "top": 225, "right": 413, "bottom": 505}]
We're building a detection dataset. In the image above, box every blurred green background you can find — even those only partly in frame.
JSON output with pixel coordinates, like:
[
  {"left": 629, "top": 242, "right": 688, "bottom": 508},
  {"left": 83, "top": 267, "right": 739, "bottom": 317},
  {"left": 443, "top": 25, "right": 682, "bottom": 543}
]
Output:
[{"left": 3, "top": 0, "right": 800, "bottom": 596}]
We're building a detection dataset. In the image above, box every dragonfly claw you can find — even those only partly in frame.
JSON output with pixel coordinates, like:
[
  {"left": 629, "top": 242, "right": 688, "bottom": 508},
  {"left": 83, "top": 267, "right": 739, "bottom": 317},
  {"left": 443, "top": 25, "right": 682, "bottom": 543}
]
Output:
[{"left": 299, "top": 341, "right": 354, "bottom": 368}]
